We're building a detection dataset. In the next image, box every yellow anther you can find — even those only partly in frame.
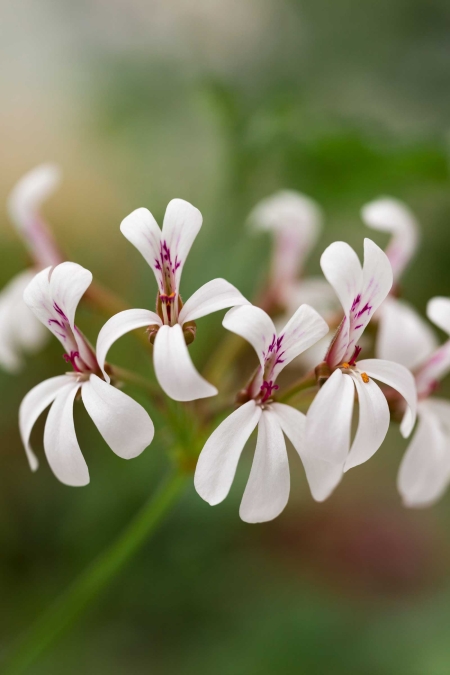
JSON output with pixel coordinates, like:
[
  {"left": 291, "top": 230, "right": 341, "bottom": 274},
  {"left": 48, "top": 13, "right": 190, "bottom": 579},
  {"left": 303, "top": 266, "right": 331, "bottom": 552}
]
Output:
[
  {"left": 341, "top": 362, "right": 350, "bottom": 369},
  {"left": 361, "top": 372, "right": 369, "bottom": 383}
]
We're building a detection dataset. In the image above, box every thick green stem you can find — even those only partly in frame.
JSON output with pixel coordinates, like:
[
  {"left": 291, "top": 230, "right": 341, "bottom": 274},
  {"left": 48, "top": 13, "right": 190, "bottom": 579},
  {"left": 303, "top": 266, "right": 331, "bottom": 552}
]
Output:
[{"left": 3, "top": 472, "right": 187, "bottom": 675}]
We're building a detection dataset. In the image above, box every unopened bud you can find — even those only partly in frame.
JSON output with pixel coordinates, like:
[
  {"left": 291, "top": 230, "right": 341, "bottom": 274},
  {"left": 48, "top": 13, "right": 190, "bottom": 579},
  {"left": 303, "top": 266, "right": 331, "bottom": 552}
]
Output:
[{"left": 183, "top": 321, "right": 196, "bottom": 346}]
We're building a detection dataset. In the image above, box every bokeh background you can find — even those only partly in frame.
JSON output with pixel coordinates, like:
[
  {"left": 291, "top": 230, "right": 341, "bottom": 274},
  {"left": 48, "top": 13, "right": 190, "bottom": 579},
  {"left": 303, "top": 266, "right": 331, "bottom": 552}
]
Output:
[{"left": 2, "top": 0, "right": 450, "bottom": 672}]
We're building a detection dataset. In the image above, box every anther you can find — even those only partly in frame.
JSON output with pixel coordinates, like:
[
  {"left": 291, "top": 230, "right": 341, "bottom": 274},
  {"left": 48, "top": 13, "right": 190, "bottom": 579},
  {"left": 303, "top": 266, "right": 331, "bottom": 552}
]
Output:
[{"left": 361, "top": 372, "right": 369, "bottom": 383}]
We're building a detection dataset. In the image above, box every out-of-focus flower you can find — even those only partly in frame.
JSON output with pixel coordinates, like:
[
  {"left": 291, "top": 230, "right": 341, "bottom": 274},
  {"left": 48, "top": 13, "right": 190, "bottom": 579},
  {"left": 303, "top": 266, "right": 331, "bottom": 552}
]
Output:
[
  {"left": 306, "top": 239, "right": 417, "bottom": 479},
  {"left": 0, "top": 165, "right": 63, "bottom": 372},
  {"left": 20, "top": 262, "right": 154, "bottom": 486},
  {"left": 377, "top": 296, "right": 450, "bottom": 507},
  {"left": 194, "top": 303, "right": 334, "bottom": 523},
  {"left": 361, "top": 197, "right": 420, "bottom": 284},
  {"left": 97, "top": 199, "right": 249, "bottom": 402}
]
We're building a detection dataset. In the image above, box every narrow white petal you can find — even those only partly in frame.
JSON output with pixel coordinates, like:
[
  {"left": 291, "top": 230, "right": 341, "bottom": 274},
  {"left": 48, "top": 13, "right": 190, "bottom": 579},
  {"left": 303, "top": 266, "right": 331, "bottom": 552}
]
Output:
[
  {"left": 306, "top": 369, "right": 355, "bottom": 464},
  {"left": 178, "top": 278, "right": 249, "bottom": 325},
  {"left": 361, "top": 197, "right": 419, "bottom": 281},
  {"left": 120, "top": 207, "right": 163, "bottom": 291},
  {"left": 272, "top": 403, "right": 343, "bottom": 502},
  {"left": 194, "top": 400, "right": 262, "bottom": 505},
  {"left": 19, "top": 375, "right": 74, "bottom": 471},
  {"left": 344, "top": 372, "right": 390, "bottom": 471},
  {"left": 376, "top": 297, "right": 437, "bottom": 370},
  {"left": 427, "top": 297, "right": 450, "bottom": 336},
  {"left": 239, "top": 408, "right": 290, "bottom": 523},
  {"left": 153, "top": 324, "right": 217, "bottom": 401},
  {"left": 7, "top": 163, "right": 62, "bottom": 268},
  {"left": 48, "top": 262, "right": 93, "bottom": 330},
  {"left": 398, "top": 400, "right": 450, "bottom": 507},
  {"left": 82, "top": 375, "right": 154, "bottom": 459},
  {"left": 342, "top": 238, "right": 392, "bottom": 362},
  {"left": 96, "top": 309, "right": 161, "bottom": 381},
  {"left": 223, "top": 305, "right": 277, "bottom": 368},
  {"left": 320, "top": 241, "right": 362, "bottom": 315},
  {"left": 43, "top": 380, "right": 88, "bottom": 486},
  {"left": 161, "top": 199, "right": 202, "bottom": 289},
  {"left": 273, "top": 304, "right": 329, "bottom": 378},
  {"left": 357, "top": 358, "right": 417, "bottom": 437}
]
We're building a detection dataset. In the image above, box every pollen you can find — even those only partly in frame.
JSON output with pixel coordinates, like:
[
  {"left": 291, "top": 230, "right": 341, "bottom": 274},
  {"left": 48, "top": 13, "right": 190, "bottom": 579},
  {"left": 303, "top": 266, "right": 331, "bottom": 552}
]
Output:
[
  {"left": 361, "top": 372, "right": 369, "bottom": 383},
  {"left": 341, "top": 362, "right": 350, "bottom": 369}
]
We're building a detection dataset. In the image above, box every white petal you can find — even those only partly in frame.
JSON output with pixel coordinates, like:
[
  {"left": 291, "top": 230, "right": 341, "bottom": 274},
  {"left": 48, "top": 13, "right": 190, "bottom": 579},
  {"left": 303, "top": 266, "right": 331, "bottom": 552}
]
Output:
[
  {"left": 19, "top": 375, "right": 74, "bottom": 471},
  {"left": 82, "top": 375, "right": 154, "bottom": 459},
  {"left": 273, "top": 304, "right": 329, "bottom": 378},
  {"left": 43, "top": 380, "right": 89, "bottom": 486},
  {"left": 248, "top": 190, "right": 322, "bottom": 286},
  {"left": 239, "top": 408, "right": 290, "bottom": 523},
  {"left": 357, "top": 358, "right": 417, "bottom": 437},
  {"left": 272, "top": 403, "right": 343, "bottom": 502},
  {"left": 376, "top": 297, "right": 437, "bottom": 370},
  {"left": 120, "top": 207, "right": 163, "bottom": 291},
  {"left": 361, "top": 197, "right": 419, "bottom": 281},
  {"left": 96, "top": 308, "right": 161, "bottom": 382},
  {"left": 223, "top": 305, "right": 277, "bottom": 368},
  {"left": 398, "top": 400, "right": 450, "bottom": 507},
  {"left": 178, "top": 278, "right": 249, "bottom": 325},
  {"left": 153, "top": 324, "right": 217, "bottom": 401},
  {"left": 342, "top": 238, "right": 392, "bottom": 362},
  {"left": 306, "top": 369, "right": 355, "bottom": 464},
  {"left": 344, "top": 372, "right": 390, "bottom": 471},
  {"left": 194, "top": 400, "right": 262, "bottom": 505},
  {"left": 161, "top": 199, "right": 202, "bottom": 289},
  {"left": 427, "top": 296, "right": 450, "bottom": 336},
  {"left": 7, "top": 163, "right": 62, "bottom": 268},
  {"left": 320, "top": 241, "right": 362, "bottom": 316}
]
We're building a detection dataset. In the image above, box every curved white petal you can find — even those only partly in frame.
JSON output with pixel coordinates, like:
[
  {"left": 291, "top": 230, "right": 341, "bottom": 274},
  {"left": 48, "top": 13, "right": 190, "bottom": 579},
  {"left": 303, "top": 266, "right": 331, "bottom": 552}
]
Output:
[
  {"left": 398, "top": 400, "right": 450, "bottom": 507},
  {"left": 239, "top": 408, "right": 290, "bottom": 523},
  {"left": 357, "top": 358, "right": 417, "bottom": 437},
  {"left": 194, "top": 400, "right": 262, "bottom": 505},
  {"left": 248, "top": 190, "right": 322, "bottom": 285},
  {"left": 48, "top": 262, "right": 93, "bottom": 330},
  {"left": 161, "top": 199, "right": 202, "bottom": 289},
  {"left": 96, "top": 308, "right": 161, "bottom": 382},
  {"left": 427, "top": 297, "right": 450, "bottom": 336},
  {"left": 320, "top": 241, "right": 362, "bottom": 315},
  {"left": 19, "top": 375, "right": 74, "bottom": 471},
  {"left": 82, "top": 375, "right": 154, "bottom": 459},
  {"left": 153, "top": 324, "right": 217, "bottom": 401},
  {"left": 361, "top": 197, "right": 419, "bottom": 281},
  {"left": 7, "top": 164, "right": 62, "bottom": 268},
  {"left": 273, "top": 304, "right": 329, "bottom": 378},
  {"left": 376, "top": 297, "right": 437, "bottom": 370},
  {"left": 306, "top": 368, "right": 355, "bottom": 464},
  {"left": 223, "top": 305, "right": 277, "bottom": 368},
  {"left": 120, "top": 207, "right": 163, "bottom": 290},
  {"left": 272, "top": 403, "right": 343, "bottom": 502},
  {"left": 43, "top": 380, "right": 88, "bottom": 486},
  {"left": 344, "top": 372, "right": 390, "bottom": 471},
  {"left": 178, "top": 278, "right": 249, "bottom": 325}
]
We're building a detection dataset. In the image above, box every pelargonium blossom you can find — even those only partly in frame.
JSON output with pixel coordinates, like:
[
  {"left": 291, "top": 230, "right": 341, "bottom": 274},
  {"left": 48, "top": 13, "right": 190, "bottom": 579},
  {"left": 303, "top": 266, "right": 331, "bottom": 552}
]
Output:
[
  {"left": 97, "top": 199, "right": 249, "bottom": 401},
  {"left": 194, "top": 303, "right": 338, "bottom": 523},
  {"left": 306, "top": 238, "right": 417, "bottom": 479},
  {"left": 20, "top": 262, "right": 154, "bottom": 486},
  {"left": 0, "top": 165, "right": 63, "bottom": 372},
  {"left": 377, "top": 296, "right": 450, "bottom": 507}
]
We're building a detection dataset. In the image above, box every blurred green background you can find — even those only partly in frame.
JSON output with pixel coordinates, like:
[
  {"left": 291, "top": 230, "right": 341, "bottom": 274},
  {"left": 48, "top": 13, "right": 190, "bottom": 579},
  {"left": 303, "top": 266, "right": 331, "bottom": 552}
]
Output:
[{"left": 2, "top": 0, "right": 450, "bottom": 673}]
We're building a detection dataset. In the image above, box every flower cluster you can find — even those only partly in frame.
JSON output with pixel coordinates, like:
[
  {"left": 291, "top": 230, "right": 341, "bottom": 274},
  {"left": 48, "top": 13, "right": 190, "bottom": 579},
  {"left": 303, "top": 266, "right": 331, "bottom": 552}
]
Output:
[{"left": 2, "top": 166, "right": 449, "bottom": 523}]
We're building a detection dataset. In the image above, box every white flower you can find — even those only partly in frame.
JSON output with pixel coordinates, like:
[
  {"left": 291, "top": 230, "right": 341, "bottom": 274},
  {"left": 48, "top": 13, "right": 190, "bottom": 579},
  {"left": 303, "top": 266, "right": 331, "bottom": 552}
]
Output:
[
  {"left": 305, "top": 238, "right": 417, "bottom": 478},
  {"left": 361, "top": 197, "right": 420, "bottom": 284},
  {"left": 20, "top": 262, "right": 154, "bottom": 486},
  {"left": 0, "top": 165, "right": 63, "bottom": 372},
  {"left": 194, "top": 303, "right": 336, "bottom": 523},
  {"left": 377, "top": 296, "right": 450, "bottom": 507},
  {"left": 96, "top": 199, "right": 249, "bottom": 402}
]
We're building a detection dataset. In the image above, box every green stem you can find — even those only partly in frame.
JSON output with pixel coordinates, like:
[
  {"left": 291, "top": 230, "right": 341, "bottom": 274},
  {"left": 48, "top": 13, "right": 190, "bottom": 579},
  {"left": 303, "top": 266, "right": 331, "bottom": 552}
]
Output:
[
  {"left": 109, "top": 364, "right": 161, "bottom": 401},
  {"left": 3, "top": 471, "right": 187, "bottom": 675},
  {"left": 277, "top": 371, "right": 317, "bottom": 403}
]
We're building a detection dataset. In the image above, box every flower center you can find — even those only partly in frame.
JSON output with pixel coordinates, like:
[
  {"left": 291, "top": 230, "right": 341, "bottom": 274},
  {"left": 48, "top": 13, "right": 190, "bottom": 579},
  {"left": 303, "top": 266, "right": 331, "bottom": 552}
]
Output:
[{"left": 259, "top": 380, "right": 279, "bottom": 403}]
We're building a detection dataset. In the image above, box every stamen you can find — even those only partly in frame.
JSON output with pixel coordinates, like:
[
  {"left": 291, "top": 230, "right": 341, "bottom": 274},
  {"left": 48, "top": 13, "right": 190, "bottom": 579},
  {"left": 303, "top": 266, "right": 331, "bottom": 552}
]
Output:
[
  {"left": 259, "top": 380, "right": 279, "bottom": 403},
  {"left": 348, "top": 345, "right": 362, "bottom": 366},
  {"left": 341, "top": 363, "right": 350, "bottom": 369},
  {"left": 361, "top": 372, "right": 369, "bottom": 383}
]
